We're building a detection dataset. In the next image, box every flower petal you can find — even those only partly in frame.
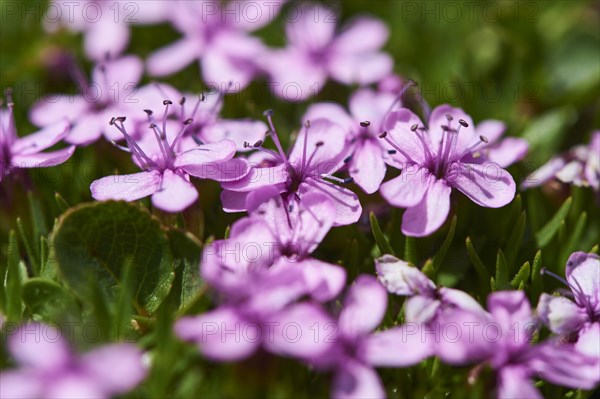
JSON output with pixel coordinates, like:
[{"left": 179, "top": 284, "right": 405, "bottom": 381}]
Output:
[
  {"left": 221, "top": 163, "right": 289, "bottom": 192},
  {"left": 29, "top": 95, "right": 88, "bottom": 128},
  {"left": 565, "top": 252, "right": 600, "bottom": 310},
  {"left": 9, "top": 323, "right": 71, "bottom": 371},
  {"left": 380, "top": 167, "right": 431, "bottom": 207},
  {"left": 288, "top": 119, "right": 348, "bottom": 174},
  {"left": 375, "top": 254, "right": 435, "bottom": 296},
  {"left": 147, "top": 38, "right": 201, "bottom": 77},
  {"left": 302, "top": 179, "right": 362, "bottom": 226},
  {"left": 536, "top": 295, "right": 586, "bottom": 334},
  {"left": 85, "top": 19, "right": 129, "bottom": 60},
  {"left": 11, "top": 146, "right": 75, "bottom": 169},
  {"left": 350, "top": 140, "right": 386, "bottom": 194},
  {"left": 201, "top": 119, "right": 268, "bottom": 152},
  {"left": 401, "top": 178, "right": 451, "bottom": 237},
  {"left": 497, "top": 366, "right": 542, "bottom": 399},
  {"left": 303, "top": 102, "right": 355, "bottom": 133},
  {"left": 332, "top": 360, "right": 385, "bottom": 399},
  {"left": 348, "top": 88, "right": 396, "bottom": 130},
  {"left": 484, "top": 137, "right": 529, "bottom": 168},
  {"left": 332, "top": 18, "right": 389, "bottom": 54},
  {"left": 364, "top": 325, "right": 434, "bottom": 367},
  {"left": 12, "top": 120, "right": 70, "bottom": 155},
  {"left": 151, "top": 170, "right": 198, "bottom": 212},
  {"left": 220, "top": 190, "right": 250, "bottom": 212},
  {"left": 448, "top": 162, "right": 515, "bottom": 208},
  {"left": 91, "top": 171, "right": 161, "bottom": 202},
  {"left": 339, "top": 275, "right": 387, "bottom": 338}
]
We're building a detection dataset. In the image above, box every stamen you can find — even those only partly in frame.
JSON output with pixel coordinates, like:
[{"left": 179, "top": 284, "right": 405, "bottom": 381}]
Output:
[
  {"left": 378, "top": 131, "right": 416, "bottom": 163},
  {"left": 263, "top": 109, "right": 288, "bottom": 163},
  {"left": 304, "top": 141, "right": 324, "bottom": 173},
  {"left": 383, "top": 79, "right": 417, "bottom": 121},
  {"left": 321, "top": 174, "right": 353, "bottom": 184},
  {"left": 343, "top": 155, "right": 353, "bottom": 163},
  {"left": 456, "top": 136, "right": 489, "bottom": 160},
  {"left": 111, "top": 119, "right": 156, "bottom": 170},
  {"left": 540, "top": 268, "right": 569, "bottom": 286},
  {"left": 170, "top": 118, "right": 195, "bottom": 151},
  {"left": 360, "top": 121, "right": 370, "bottom": 127}
]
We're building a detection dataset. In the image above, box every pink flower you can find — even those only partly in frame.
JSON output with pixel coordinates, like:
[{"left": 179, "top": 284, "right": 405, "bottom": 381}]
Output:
[
  {"left": 0, "top": 323, "right": 146, "bottom": 399},
  {"left": 90, "top": 100, "right": 249, "bottom": 212},
  {"left": 263, "top": 3, "right": 393, "bottom": 101},
  {"left": 221, "top": 111, "right": 362, "bottom": 226},
  {"left": 30, "top": 56, "right": 145, "bottom": 146},
  {"left": 303, "top": 88, "right": 399, "bottom": 193},
  {"left": 379, "top": 105, "right": 516, "bottom": 237},
  {"left": 522, "top": 131, "right": 599, "bottom": 192},
  {"left": 45, "top": 1, "right": 169, "bottom": 61},
  {"left": 1, "top": 99, "right": 74, "bottom": 182},
  {"left": 147, "top": 1, "right": 281, "bottom": 91}
]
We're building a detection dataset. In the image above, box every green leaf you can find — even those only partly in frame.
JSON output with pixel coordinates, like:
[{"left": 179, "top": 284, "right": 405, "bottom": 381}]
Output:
[
  {"left": 466, "top": 237, "right": 490, "bottom": 281},
  {"left": 432, "top": 216, "right": 457, "bottom": 274},
  {"left": 52, "top": 201, "right": 175, "bottom": 314},
  {"left": 28, "top": 191, "right": 48, "bottom": 239},
  {"left": 404, "top": 236, "right": 417, "bottom": 265},
  {"left": 531, "top": 250, "right": 544, "bottom": 299},
  {"left": 421, "top": 258, "right": 435, "bottom": 279},
  {"left": 535, "top": 197, "right": 572, "bottom": 247},
  {"left": 55, "top": 192, "right": 70, "bottom": 213},
  {"left": 495, "top": 249, "right": 509, "bottom": 290},
  {"left": 114, "top": 257, "right": 135, "bottom": 340},
  {"left": 6, "top": 231, "right": 23, "bottom": 322},
  {"left": 522, "top": 108, "right": 575, "bottom": 164},
  {"left": 22, "top": 278, "right": 79, "bottom": 322},
  {"left": 511, "top": 261, "right": 530, "bottom": 289},
  {"left": 17, "top": 217, "right": 39, "bottom": 275},
  {"left": 370, "top": 211, "right": 395, "bottom": 256},
  {"left": 505, "top": 211, "right": 526, "bottom": 271},
  {"left": 561, "top": 211, "right": 587, "bottom": 264}
]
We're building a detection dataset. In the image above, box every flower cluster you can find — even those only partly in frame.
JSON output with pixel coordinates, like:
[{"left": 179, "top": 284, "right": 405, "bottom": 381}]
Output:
[{"left": 1, "top": 1, "right": 599, "bottom": 399}]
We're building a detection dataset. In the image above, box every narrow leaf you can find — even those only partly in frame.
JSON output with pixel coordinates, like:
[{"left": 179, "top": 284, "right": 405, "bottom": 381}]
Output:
[
  {"left": 432, "top": 216, "right": 457, "bottom": 274},
  {"left": 535, "top": 197, "right": 572, "bottom": 247},
  {"left": 404, "top": 236, "right": 417, "bottom": 265},
  {"left": 6, "top": 231, "right": 23, "bottom": 322},
  {"left": 505, "top": 211, "right": 526, "bottom": 271},
  {"left": 531, "top": 250, "right": 543, "bottom": 299},
  {"left": 54, "top": 192, "right": 70, "bottom": 213},
  {"left": 561, "top": 212, "right": 587, "bottom": 264},
  {"left": 466, "top": 237, "right": 490, "bottom": 281},
  {"left": 511, "top": 261, "right": 530, "bottom": 288},
  {"left": 370, "top": 211, "right": 395, "bottom": 256},
  {"left": 16, "top": 217, "right": 39, "bottom": 275},
  {"left": 495, "top": 249, "right": 509, "bottom": 290}
]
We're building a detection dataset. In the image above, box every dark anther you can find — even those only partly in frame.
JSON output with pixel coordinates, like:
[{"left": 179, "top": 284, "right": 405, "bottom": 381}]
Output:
[
  {"left": 179, "top": 97, "right": 186, "bottom": 105},
  {"left": 445, "top": 114, "right": 453, "bottom": 121},
  {"left": 143, "top": 109, "right": 153, "bottom": 116},
  {"left": 163, "top": 100, "right": 173, "bottom": 105},
  {"left": 458, "top": 119, "right": 469, "bottom": 127},
  {"left": 200, "top": 93, "right": 206, "bottom": 102},
  {"left": 263, "top": 109, "right": 274, "bottom": 117},
  {"left": 379, "top": 131, "right": 388, "bottom": 138},
  {"left": 315, "top": 141, "right": 324, "bottom": 147},
  {"left": 411, "top": 124, "right": 418, "bottom": 131},
  {"left": 254, "top": 140, "right": 264, "bottom": 147},
  {"left": 115, "top": 116, "right": 126, "bottom": 122},
  {"left": 184, "top": 118, "right": 193, "bottom": 125},
  {"left": 360, "top": 121, "right": 370, "bottom": 127},
  {"left": 243, "top": 141, "right": 251, "bottom": 148},
  {"left": 343, "top": 156, "right": 352, "bottom": 163},
  {"left": 479, "top": 135, "right": 489, "bottom": 143},
  {"left": 109, "top": 117, "right": 116, "bottom": 125},
  {"left": 343, "top": 177, "right": 354, "bottom": 184},
  {"left": 149, "top": 123, "right": 157, "bottom": 129},
  {"left": 305, "top": 120, "right": 311, "bottom": 128},
  {"left": 388, "top": 150, "right": 397, "bottom": 154}
]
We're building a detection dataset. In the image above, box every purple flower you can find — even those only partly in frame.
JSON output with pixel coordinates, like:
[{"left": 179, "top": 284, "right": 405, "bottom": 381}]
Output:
[
  {"left": 537, "top": 252, "right": 600, "bottom": 360},
  {"left": 221, "top": 112, "right": 362, "bottom": 226},
  {"left": 1, "top": 99, "right": 74, "bottom": 182},
  {"left": 271, "top": 275, "right": 431, "bottom": 399},
  {"left": 302, "top": 88, "right": 398, "bottom": 194},
  {"left": 264, "top": 4, "right": 392, "bottom": 101},
  {"left": 45, "top": 1, "right": 169, "bottom": 61},
  {"left": 379, "top": 105, "right": 517, "bottom": 237},
  {"left": 522, "top": 131, "right": 600, "bottom": 192},
  {"left": 0, "top": 323, "right": 146, "bottom": 399},
  {"left": 30, "top": 56, "right": 145, "bottom": 145},
  {"left": 90, "top": 100, "right": 249, "bottom": 212},
  {"left": 176, "top": 189, "right": 346, "bottom": 361},
  {"left": 375, "top": 254, "right": 486, "bottom": 324},
  {"left": 435, "top": 291, "right": 599, "bottom": 398},
  {"left": 147, "top": 1, "right": 281, "bottom": 91}
]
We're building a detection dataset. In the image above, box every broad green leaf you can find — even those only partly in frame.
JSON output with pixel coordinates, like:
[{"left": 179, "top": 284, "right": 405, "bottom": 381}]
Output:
[
  {"left": 505, "top": 211, "right": 526, "bottom": 271},
  {"left": 495, "top": 249, "right": 509, "bottom": 290},
  {"left": 511, "top": 261, "right": 530, "bottom": 289},
  {"left": 6, "top": 231, "right": 23, "bottom": 322},
  {"left": 370, "top": 211, "right": 395, "bottom": 256},
  {"left": 466, "top": 237, "right": 490, "bottom": 281},
  {"left": 22, "top": 278, "right": 79, "bottom": 322},
  {"left": 535, "top": 197, "right": 572, "bottom": 247},
  {"left": 432, "top": 216, "right": 457, "bottom": 274},
  {"left": 52, "top": 201, "right": 175, "bottom": 314}
]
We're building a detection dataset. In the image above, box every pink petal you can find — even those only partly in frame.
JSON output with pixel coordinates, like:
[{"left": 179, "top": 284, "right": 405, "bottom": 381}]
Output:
[
  {"left": 448, "top": 162, "right": 516, "bottom": 208},
  {"left": 475, "top": 120, "right": 506, "bottom": 144},
  {"left": 265, "top": 302, "right": 337, "bottom": 361},
  {"left": 151, "top": 170, "right": 198, "bottom": 212},
  {"left": 404, "top": 295, "right": 440, "bottom": 324},
  {"left": 348, "top": 88, "right": 396, "bottom": 130},
  {"left": 90, "top": 171, "right": 161, "bottom": 202},
  {"left": 12, "top": 120, "right": 70, "bottom": 154},
  {"left": 383, "top": 109, "right": 427, "bottom": 165},
  {"left": 288, "top": 119, "right": 348, "bottom": 173},
  {"left": 85, "top": 19, "right": 130, "bottom": 60},
  {"left": 147, "top": 38, "right": 201, "bottom": 77},
  {"left": 81, "top": 344, "right": 146, "bottom": 395},
  {"left": 29, "top": 95, "right": 88, "bottom": 127},
  {"left": 285, "top": 5, "right": 335, "bottom": 51},
  {"left": 0, "top": 370, "right": 43, "bottom": 399},
  {"left": 364, "top": 325, "right": 434, "bottom": 366},
  {"left": 332, "top": 18, "right": 389, "bottom": 54},
  {"left": 264, "top": 49, "right": 327, "bottom": 101},
  {"left": 301, "top": 179, "right": 362, "bottom": 226},
  {"left": 220, "top": 190, "right": 249, "bottom": 212},
  {"left": 350, "top": 140, "right": 386, "bottom": 194},
  {"left": 339, "top": 275, "right": 387, "bottom": 338},
  {"left": 11, "top": 146, "right": 75, "bottom": 169},
  {"left": 201, "top": 119, "right": 267, "bottom": 151},
  {"left": 428, "top": 105, "right": 477, "bottom": 156},
  {"left": 303, "top": 102, "right": 355, "bottom": 133},
  {"left": 93, "top": 56, "right": 143, "bottom": 100},
  {"left": 185, "top": 158, "right": 250, "bottom": 182},
  {"left": 221, "top": 163, "right": 289, "bottom": 192},
  {"left": 175, "top": 308, "right": 260, "bottom": 362},
  {"left": 566, "top": 252, "right": 600, "bottom": 305},
  {"left": 487, "top": 290, "right": 533, "bottom": 330},
  {"left": 65, "top": 113, "right": 105, "bottom": 145},
  {"left": 536, "top": 295, "right": 586, "bottom": 334},
  {"left": 401, "top": 178, "right": 451, "bottom": 237},
  {"left": 174, "top": 140, "right": 236, "bottom": 172},
  {"left": 439, "top": 287, "right": 487, "bottom": 316},
  {"left": 521, "top": 156, "right": 566, "bottom": 189},
  {"left": 46, "top": 373, "right": 107, "bottom": 399},
  {"left": 375, "top": 254, "right": 435, "bottom": 296},
  {"left": 380, "top": 167, "right": 431, "bottom": 207},
  {"left": 576, "top": 322, "right": 600, "bottom": 360},
  {"left": 497, "top": 367, "right": 542, "bottom": 399},
  {"left": 297, "top": 259, "right": 347, "bottom": 302},
  {"left": 9, "top": 323, "right": 71, "bottom": 371},
  {"left": 328, "top": 51, "right": 393, "bottom": 85},
  {"left": 485, "top": 138, "right": 529, "bottom": 168},
  {"left": 332, "top": 360, "right": 385, "bottom": 399}
]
